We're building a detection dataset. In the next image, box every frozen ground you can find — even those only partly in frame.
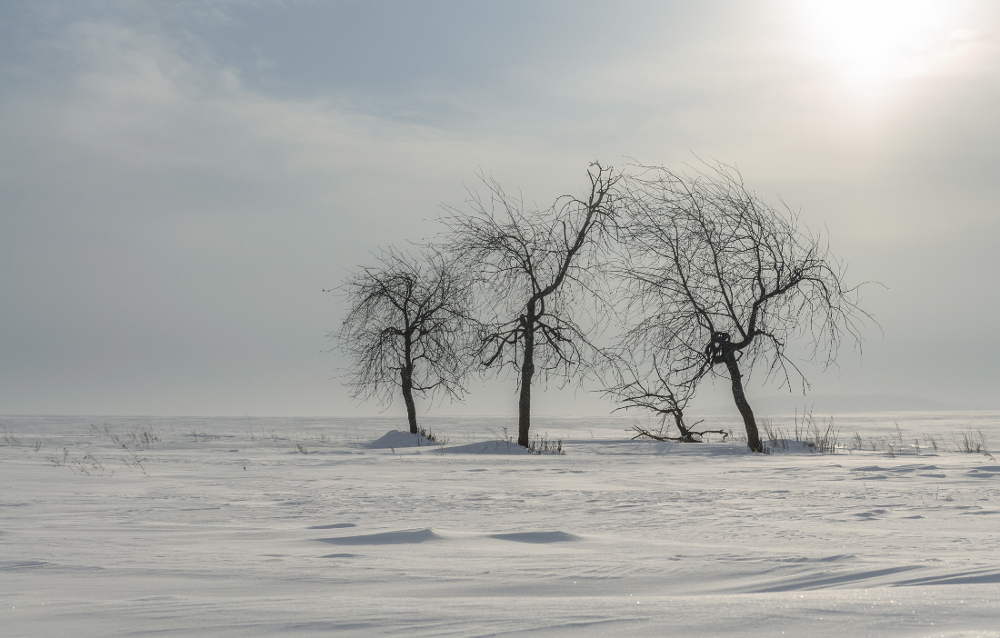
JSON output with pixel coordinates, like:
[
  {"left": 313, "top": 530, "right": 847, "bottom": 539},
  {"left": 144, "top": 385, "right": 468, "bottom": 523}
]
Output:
[{"left": 2, "top": 412, "right": 1000, "bottom": 637}]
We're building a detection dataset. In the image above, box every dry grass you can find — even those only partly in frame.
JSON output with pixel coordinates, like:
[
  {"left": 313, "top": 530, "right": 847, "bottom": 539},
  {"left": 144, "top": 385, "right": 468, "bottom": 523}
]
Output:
[
  {"left": 417, "top": 425, "right": 447, "bottom": 445},
  {"left": 759, "top": 410, "right": 839, "bottom": 454},
  {"left": 956, "top": 428, "right": 995, "bottom": 461},
  {"left": 527, "top": 435, "right": 564, "bottom": 455},
  {"left": 2, "top": 424, "right": 22, "bottom": 445}
]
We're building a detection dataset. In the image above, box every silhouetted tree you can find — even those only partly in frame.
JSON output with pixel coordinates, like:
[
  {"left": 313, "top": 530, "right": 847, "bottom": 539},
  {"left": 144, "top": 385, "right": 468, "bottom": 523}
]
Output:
[
  {"left": 333, "top": 248, "right": 472, "bottom": 434},
  {"left": 444, "top": 163, "right": 620, "bottom": 447},
  {"left": 615, "top": 162, "right": 868, "bottom": 452}
]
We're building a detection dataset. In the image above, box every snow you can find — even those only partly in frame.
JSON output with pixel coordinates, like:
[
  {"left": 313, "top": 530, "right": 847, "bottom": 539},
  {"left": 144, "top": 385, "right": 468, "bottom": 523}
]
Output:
[
  {"left": 366, "top": 430, "right": 439, "bottom": 449},
  {"left": 2, "top": 412, "right": 1000, "bottom": 636},
  {"left": 366, "top": 431, "right": 533, "bottom": 454},
  {"left": 439, "top": 440, "right": 533, "bottom": 454}
]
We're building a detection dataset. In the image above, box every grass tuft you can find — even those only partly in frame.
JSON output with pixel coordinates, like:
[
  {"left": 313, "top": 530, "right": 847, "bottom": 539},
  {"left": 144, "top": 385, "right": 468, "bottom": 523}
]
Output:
[
  {"left": 760, "top": 410, "right": 839, "bottom": 454},
  {"left": 956, "top": 428, "right": 995, "bottom": 461},
  {"left": 1, "top": 425, "right": 21, "bottom": 446},
  {"left": 416, "top": 426, "right": 447, "bottom": 446},
  {"left": 527, "top": 435, "right": 563, "bottom": 455}
]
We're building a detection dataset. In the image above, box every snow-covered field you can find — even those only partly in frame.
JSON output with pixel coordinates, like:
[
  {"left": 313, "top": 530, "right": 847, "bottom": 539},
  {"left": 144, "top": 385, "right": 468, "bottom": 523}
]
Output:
[{"left": 2, "top": 412, "right": 999, "bottom": 637}]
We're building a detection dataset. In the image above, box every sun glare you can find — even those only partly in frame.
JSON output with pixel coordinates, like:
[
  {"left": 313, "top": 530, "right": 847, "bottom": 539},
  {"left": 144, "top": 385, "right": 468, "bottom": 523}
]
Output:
[{"left": 790, "top": 0, "right": 975, "bottom": 88}]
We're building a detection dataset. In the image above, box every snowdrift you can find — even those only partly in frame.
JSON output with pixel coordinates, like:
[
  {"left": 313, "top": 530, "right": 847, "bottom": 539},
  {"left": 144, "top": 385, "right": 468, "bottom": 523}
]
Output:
[
  {"left": 437, "top": 440, "right": 531, "bottom": 454},
  {"left": 365, "top": 430, "right": 439, "bottom": 448}
]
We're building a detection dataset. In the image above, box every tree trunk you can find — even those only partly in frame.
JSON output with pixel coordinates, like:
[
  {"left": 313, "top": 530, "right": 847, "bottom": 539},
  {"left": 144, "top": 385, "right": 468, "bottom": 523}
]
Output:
[
  {"left": 401, "top": 366, "right": 418, "bottom": 435},
  {"left": 722, "top": 352, "right": 762, "bottom": 453},
  {"left": 672, "top": 412, "right": 696, "bottom": 442},
  {"left": 517, "top": 308, "right": 536, "bottom": 448}
]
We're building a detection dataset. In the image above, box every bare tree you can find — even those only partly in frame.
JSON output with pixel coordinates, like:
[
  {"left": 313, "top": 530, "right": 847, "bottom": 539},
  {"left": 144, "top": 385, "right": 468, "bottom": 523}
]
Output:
[
  {"left": 332, "top": 247, "right": 472, "bottom": 434},
  {"left": 615, "top": 162, "right": 869, "bottom": 452},
  {"left": 444, "top": 163, "right": 620, "bottom": 447}
]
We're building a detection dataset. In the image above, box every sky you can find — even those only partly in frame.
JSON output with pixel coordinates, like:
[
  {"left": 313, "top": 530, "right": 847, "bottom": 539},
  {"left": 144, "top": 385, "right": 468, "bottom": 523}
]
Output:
[{"left": 1, "top": 0, "right": 998, "bottom": 418}]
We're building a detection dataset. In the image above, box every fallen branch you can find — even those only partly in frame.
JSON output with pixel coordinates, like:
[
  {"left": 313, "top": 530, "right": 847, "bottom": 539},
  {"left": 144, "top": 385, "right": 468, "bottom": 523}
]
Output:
[{"left": 630, "top": 423, "right": 728, "bottom": 443}]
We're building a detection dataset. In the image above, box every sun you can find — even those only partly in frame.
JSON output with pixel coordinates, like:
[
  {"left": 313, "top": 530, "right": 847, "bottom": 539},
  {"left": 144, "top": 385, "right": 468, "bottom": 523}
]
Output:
[{"left": 789, "top": 0, "right": 975, "bottom": 88}]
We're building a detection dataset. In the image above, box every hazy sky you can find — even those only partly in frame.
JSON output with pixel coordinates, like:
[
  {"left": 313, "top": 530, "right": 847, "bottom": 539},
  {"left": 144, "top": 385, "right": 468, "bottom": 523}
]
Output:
[{"left": 2, "top": 0, "right": 999, "bottom": 417}]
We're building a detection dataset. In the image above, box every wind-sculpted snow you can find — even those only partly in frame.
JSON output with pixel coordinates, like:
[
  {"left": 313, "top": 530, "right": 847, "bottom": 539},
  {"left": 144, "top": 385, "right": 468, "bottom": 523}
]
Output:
[
  {"left": 317, "top": 528, "right": 440, "bottom": 545},
  {"left": 437, "top": 440, "right": 532, "bottom": 454},
  {"left": 489, "top": 531, "right": 580, "bottom": 543},
  {"left": 2, "top": 413, "right": 1000, "bottom": 636},
  {"left": 967, "top": 466, "right": 1000, "bottom": 479},
  {"left": 365, "top": 430, "right": 438, "bottom": 448}
]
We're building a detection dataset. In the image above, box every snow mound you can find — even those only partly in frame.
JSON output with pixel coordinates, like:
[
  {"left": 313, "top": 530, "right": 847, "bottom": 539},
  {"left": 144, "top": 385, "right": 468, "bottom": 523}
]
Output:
[
  {"left": 366, "top": 430, "right": 438, "bottom": 449},
  {"left": 317, "top": 528, "right": 439, "bottom": 545},
  {"left": 489, "top": 531, "right": 579, "bottom": 543},
  {"left": 438, "top": 440, "right": 530, "bottom": 455}
]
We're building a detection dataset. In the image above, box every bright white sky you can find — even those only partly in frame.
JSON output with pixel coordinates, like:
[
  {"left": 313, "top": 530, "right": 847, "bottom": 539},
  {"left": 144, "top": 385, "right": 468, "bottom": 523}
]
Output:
[{"left": 1, "top": 0, "right": 998, "bottom": 417}]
